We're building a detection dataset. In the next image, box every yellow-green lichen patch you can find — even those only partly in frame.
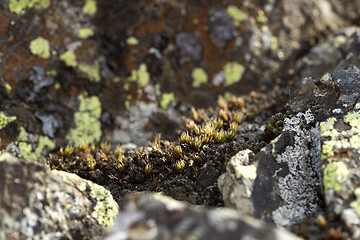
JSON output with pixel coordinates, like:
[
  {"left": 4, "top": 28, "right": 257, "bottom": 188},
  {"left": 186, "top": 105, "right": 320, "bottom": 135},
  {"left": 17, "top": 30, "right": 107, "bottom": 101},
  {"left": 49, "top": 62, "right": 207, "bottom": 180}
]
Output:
[
  {"left": 160, "top": 92, "right": 175, "bottom": 110},
  {"left": 344, "top": 110, "right": 360, "bottom": 130},
  {"left": 82, "top": 0, "right": 97, "bottom": 15},
  {"left": 191, "top": 67, "right": 208, "bottom": 87},
  {"left": 323, "top": 161, "right": 349, "bottom": 193},
  {"left": 128, "top": 63, "right": 150, "bottom": 88},
  {"left": 4, "top": 83, "right": 12, "bottom": 93},
  {"left": 89, "top": 180, "right": 119, "bottom": 228},
  {"left": 0, "top": 112, "right": 16, "bottom": 129},
  {"left": 126, "top": 36, "right": 139, "bottom": 45},
  {"left": 67, "top": 94, "right": 102, "bottom": 146},
  {"left": 60, "top": 51, "right": 77, "bottom": 67},
  {"left": 78, "top": 28, "right": 94, "bottom": 39},
  {"left": 78, "top": 63, "right": 101, "bottom": 82},
  {"left": 350, "top": 187, "right": 360, "bottom": 216},
  {"left": 224, "top": 62, "right": 245, "bottom": 85},
  {"left": 271, "top": 36, "right": 279, "bottom": 50},
  {"left": 320, "top": 117, "right": 337, "bottom": 160},
  {"left": 234, "top": 165, "right": 257, "bottom": 179},
  {"left": 256, "top": 10, "right": 268, "bottom": 23},
  {"left": 29, "top": 37, "right": 50, "bottom": 58},
  {"left": 35, "top": 136, "right": 56, "bottom": 157},
  {"left": 0, "top": 152, "right": 12, "bottom": 162},
  {"left": 9, "top": 0, "right": 50, "bottom": 14},
  {"left": 226, "top": 5, "right": 247, "bottom": 26}
]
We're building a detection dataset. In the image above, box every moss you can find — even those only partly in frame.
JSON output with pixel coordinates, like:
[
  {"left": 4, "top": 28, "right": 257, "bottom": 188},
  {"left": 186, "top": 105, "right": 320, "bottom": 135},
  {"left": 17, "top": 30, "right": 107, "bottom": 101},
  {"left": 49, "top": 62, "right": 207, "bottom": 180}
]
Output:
[
  {"left": 0, "top": 112, "right": 16, "bottom": 129},
  {"left": 160, "top": 92, "right": 175, "bottom": 110},
  {"left": 256, "top": 10, "right": 268, "bottom": 23},
  {"left": 128, "top": 63, "right": 150, "bottom": 87},
  {"left": 226, "top": 5, "right": 247, "bottom": 26},
  {"left": 89, "top": 180, "right": 119, "bottom": 228},
  {"left": 191, "top": 67, "right": 208, "bottom": 87},
  {"left": 126, "top": 36, "right": 139, "bottom": 45},
  {"left": 82, "top": 0, "right": 97, "bottom": 15},
  {"left": 67, "top": 94, "right": 102, "bottom": 146},
  {"left": 350, "top": 187, "right": 360, "bottom": 216},
  {"left": 9, "top": 0, "right": 50, "bottom": 14},
  {"left": 259, "top": 113, "right": 285, "bottom": 143},
  {"left": 78, "top": 63, "right": 101, "bottom": 82},
  {"left": 224, "top": 62, "right": 245, "bottom": 85},
  {"left": 77, "top": 28, "right": 94, "bottom": 39},
  {"left": 323, "top": 162, "right": 348, "bottom": 193},
  {"left": 29, "top": 37, "right": 50, "bottom": 58},
  {"left": 60, "top": 51, "right": 77, "bottom": 67}
]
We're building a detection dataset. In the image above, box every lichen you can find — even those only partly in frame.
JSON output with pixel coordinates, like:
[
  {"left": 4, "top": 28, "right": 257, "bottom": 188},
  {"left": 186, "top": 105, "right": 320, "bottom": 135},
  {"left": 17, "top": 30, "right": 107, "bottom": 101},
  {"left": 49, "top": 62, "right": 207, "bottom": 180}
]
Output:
[
  {"left": 9, "top": 0, "right": 50, "bottom": 14},
  {"left": 126, "top": 36, "right": 139, "bottom": 45},
  {"left": 350, "top": 187, "right": 360, "bottom": 216},
  {"left": 191, "top": 67, "right": 208, "bottom": 87},
  {"left": 4, "top": 83, "right": 12, "bottom": 94},
  {"left": 82, "top": 0, "right": 97, "bottom": 15},
  {"left": 29, "top": 37, "right": 50, "bottom": 59},
  {"left": 323, "top": 161, "right": 348, "bottom": 192},
  {"left": 128, "top": 63, "right": 150, "bottom": 87},
  {"left": 0, "top": 112, "right": 16, "bottom": 129},
  {"left": 78, "top": 28, "right": 94, "bottom": 39},
  {"left": 226, "top": 5, "right": 247, "bottom": 26},
  {"left": 89, "top": 180, "right": 119, "bottom": 228},
  {"left": 256, "top": 10, "right": 268, "bottom": 23},
  {"left": 234, "top": 165, "right": 257, "bottom": 179},
  {"left": 67, "top": 94, "right": 102, "bottom": 146},
  {"left": 271, "top": 36, "right": 279, "bottom": 50},
  {"left": 223, "top": 62, "right": 245, "bottom": 85},
  {"left": 160, "top": 92, "right": 175, "bottom": 110},
  {"left": 60, "top": 51, "right": 77, "bottom": 67},
  {"left": 78, "top": 63, "right": 101, "bottom": 82}
]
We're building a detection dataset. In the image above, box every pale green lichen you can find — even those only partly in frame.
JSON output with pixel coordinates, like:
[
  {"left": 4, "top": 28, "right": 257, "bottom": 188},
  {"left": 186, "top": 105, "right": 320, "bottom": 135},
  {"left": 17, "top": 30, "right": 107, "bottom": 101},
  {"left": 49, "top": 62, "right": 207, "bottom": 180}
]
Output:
[
  {"left": 78, "top": 63, "right": 101, "bottom": 82},
  {"left": 82, "top": 0, "right": 97, "bottom": 15},
  {"left": 350, "top": 187, "right": 360, "bottom": 216},
  {"left": 271, "top": 36, "right": 279, "bottom": 50},
  {"left": 320, "top": 117, "right": 337, "bottom": 160},
  {"left": 89, "top": 180, "right": 119, "bottom": 228},
  {"left": 0, "top": 112, "right": 16, "bottom": 129},
  {"left": 60, "top": 51, "right": 77, "bottom": 67},
  {"left": 323, "top": 161, "right": 348, "bottom": 193},
  {"left": 9, "top": 0, "right": 50, "bottom": 14},
  {"left": 224, "top": 62, "right": 245, "bottom": 85},
  {"left": 226, "top": 5, "right": 247, "bottom": 26},
  {"left": 4, "top": 83, "right": 12, "bottom": 94},
  {"left": 128, "top": 63, "right": 150, "bottom": 87},
  {"left": 191, "top": 67, "right": 208, "bottom": 87},
  {"left": 160, "top": 92, "right": 175, "bottom": 110},
  {"left": 16, "top": 127, "right": 55, "bottom": 160},
  {"left": 126, "top": 36, "right": 139, "bottom": 45},
  {"left": 78, "top": 28, "right": 94, "bottom": 39},
  {"left": 256, "top": 10, "right": 268, "bottom": 23},
  {"left": 234, "top": 165, "right": 257, "bottom": 179},
  {"left": 67, "top": 94, "right": 102, "bottom": 146},
  {"left": 29, "top": 37, "right": 50, "bottom": 58},
  {"left": 0, "top": 152, "right": 12, "bottom": 162}
]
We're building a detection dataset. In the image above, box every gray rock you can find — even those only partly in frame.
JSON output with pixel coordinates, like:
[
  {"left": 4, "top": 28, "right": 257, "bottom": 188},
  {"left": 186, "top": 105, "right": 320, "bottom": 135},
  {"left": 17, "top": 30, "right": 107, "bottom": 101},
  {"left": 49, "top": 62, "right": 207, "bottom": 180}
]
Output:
[
  {"left": 105, "top": 192, "right": 300, "bottom": 240},
  {"left": 0, "top": 154, "right": 118, "bottom": 240}
]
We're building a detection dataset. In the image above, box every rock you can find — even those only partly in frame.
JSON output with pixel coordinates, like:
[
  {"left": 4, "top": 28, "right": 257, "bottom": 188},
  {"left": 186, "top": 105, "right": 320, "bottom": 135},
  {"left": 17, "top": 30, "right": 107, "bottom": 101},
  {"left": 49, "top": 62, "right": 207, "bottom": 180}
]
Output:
[
  {"left": 105, "top": 192, "right": 300, "bottom": 240},
  {"left": 0, "top": 154, "right": 118, "bottom": 240}
]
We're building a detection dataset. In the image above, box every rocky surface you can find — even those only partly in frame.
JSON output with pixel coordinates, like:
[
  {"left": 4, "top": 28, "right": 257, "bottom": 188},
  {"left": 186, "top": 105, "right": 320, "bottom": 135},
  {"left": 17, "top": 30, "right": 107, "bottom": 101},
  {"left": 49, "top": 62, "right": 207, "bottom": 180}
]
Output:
[
  {"left": 0, "top": 153, "right": 118, "bottom": 240},
  {"left": 1, "top": 0, "right": 360, "bottom": 240},
  {"left": 105, "top": 192, "right": 300, "bottom": 240}
]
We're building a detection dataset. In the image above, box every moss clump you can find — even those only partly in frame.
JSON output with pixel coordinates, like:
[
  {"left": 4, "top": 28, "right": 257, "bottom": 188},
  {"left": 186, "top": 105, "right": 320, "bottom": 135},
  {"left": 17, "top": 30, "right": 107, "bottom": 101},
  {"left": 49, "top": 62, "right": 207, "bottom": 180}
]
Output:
[
  {"left": 29, "top": 37, "right": 50, "bottom": 58},
  {"left": 191, "top": 67, "right": 208, "bottom": 87},
  {"left": 259, "top": 113, "right": 285, "bottom": 143},
  {"left": 224, "top": 62, "right": 245, "bottom": 85},
  {"left": 67, "top": 94, "right": 102, "bottom": 146},
  {"left": 60, "top": 51, "right": 77, "bottom": 67},
  {"left": 9, "top": 0, "right": 50, "bottom": 14}
]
